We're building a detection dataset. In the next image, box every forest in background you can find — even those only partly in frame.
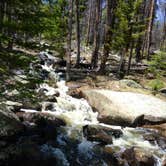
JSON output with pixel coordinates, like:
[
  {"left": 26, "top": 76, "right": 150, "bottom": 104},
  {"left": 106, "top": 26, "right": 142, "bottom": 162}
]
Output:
[
  {"left": 0, "top": 0, "right": 165, "bottom": 83},
  {"left": 0, "top": 1, "right": 166, "bottom": 166}
]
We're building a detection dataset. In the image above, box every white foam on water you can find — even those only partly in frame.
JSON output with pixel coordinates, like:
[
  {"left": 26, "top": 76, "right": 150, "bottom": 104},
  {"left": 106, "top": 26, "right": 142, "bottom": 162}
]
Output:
[
  {"left": 41, "top": 63, "right": 54, "bottom": 72},
  {"left": 41, "top": 94, "right": 98, "bottom": 125},
  {"left": 110, "top": 127, "right": 166, "bottom": 166},
  {"left": 20, "top": 109, "right": 38, "bottom": 113},
  {"left": 38, "top": 67, "right": 98, "bottom": 125}
]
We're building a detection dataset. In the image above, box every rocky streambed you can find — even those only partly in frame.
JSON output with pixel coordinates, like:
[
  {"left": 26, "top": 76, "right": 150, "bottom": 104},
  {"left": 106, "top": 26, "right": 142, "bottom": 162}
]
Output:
[{"left": 0, "top": 51, "right": 166, "bottom": 166}]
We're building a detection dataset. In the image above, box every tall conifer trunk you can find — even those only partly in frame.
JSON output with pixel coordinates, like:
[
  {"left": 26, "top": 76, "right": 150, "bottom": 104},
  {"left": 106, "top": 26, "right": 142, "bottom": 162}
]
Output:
[
  {"left": 86, "top": 0, "right": 93, "bottom": 46},
  {"left": 66, "top": 0, "right": 73, "bottom": 81},
  {"left": 0, "top": 0, "right": 4, "bottom": 48},
  {"left": 145, "top": 0, "right": 156, "bottom": 60},
  {"left": 99, "top": 0, "right": 117, "bottom": 73},
  {"left": 161, "top": 8, "right": 166, "bottom": 51},
  {"left": 91, "top": 0, "right": 101, "bottom": 69},
  {"left": 75, "top": 0, "right": 81, "bottom": 66}
]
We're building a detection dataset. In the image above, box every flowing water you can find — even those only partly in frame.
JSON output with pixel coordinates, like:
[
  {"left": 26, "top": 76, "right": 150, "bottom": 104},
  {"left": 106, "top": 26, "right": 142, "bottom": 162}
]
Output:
[{"left": 22, "top": 52, "right": 166, "bottom": 166}]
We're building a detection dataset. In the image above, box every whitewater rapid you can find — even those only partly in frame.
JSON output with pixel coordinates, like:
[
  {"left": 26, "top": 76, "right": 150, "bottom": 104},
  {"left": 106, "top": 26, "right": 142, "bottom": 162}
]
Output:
[{"left": 20, "top": 53, "right": 166, "bottom": 166}]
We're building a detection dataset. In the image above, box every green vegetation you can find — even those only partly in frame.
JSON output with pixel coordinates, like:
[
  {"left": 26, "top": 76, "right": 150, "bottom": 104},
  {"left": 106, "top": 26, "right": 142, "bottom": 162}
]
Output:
[
  {"left": 0, "top": 0, "right": 165, "bottom": 91},
  {"left": 112, "top": 0, "right": 144, "bottom": 51},
  {"left": 148, "top": 51, "right": 166, "bottom": 77},
  {"left": 0, "top": 51, "right": 36, "bottom": 70},
  {"left": 148, "top": 79, "right": 165, "bottom": 91},
  {"left": 0, "top": 0, "right": 67, "bottom": 52}
]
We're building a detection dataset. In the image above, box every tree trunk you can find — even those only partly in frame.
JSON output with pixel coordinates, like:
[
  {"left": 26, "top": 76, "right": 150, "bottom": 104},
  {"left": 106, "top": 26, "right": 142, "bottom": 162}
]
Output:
[
  {"left": 86, "top": 0, "right": 93, "bottom": 46},
  {"left": 75, "top": 0, "right": 81, "bottom": 66},
  {"left": 118, "top": 48, "right": 126, "bottom": 79},
  {"left": 135, "top": 0, "right": 146, "bottom": 62},
  {"left": 66, "top": 0, "right": 73, "bottom": 81},
  {"left": 7, "top": 39, "right": 14, "bottom": 50},
  {"left": 127, "top": 42, "right": 134, "bottom": 75},
  {"left": 91, "top": 0, "right": 101, "bottom": 69},
  {"left": 0, "top": 0, "right": 4, "bottom": 48},
  {"left": 120, "top": 18, "right": 133, "bottom": 76},
  {"left": 7, "top": 1, "right": 14, "bottom": 50},
  {"left": 99, "top": 0, "right": 116, "bottom": 73},
  {"left": 135, "top": 37, "right": 142, "bottom": 63},
  {"left": 89, "top": 1, "right": 96, "bottom": 45},
  {"left": 161, "top": 8, "right": 166, "bottom": 51},
  {"left": 145, "top": 0, "right": 156, "bottom": 60}
]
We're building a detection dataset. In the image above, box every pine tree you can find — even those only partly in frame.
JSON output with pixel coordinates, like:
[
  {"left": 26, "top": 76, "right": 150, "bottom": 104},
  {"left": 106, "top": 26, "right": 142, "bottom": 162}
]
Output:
[
  {"left": 110, "top": 0, "right": 145, "bottom": 76},
  {"left": 144, "top": 0, "right": 156, "bottom": 60},
  {"left": 99, "top": 0, "right": 117, "bottom": 73}
]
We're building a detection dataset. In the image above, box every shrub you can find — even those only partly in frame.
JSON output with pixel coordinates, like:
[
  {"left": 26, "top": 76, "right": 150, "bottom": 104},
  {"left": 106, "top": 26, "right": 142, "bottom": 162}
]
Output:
[
  {"left": 148, "top": 79, "right": 164, "bottom": 91},
  {"left": 148, "top": 51, "right": 166, "bottom": 77}
]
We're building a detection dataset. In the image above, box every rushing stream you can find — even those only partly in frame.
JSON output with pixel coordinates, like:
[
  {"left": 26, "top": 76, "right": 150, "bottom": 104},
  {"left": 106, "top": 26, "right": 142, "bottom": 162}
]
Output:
[{"left": 21, "top": 52, "right": 166, "bottom": 166}]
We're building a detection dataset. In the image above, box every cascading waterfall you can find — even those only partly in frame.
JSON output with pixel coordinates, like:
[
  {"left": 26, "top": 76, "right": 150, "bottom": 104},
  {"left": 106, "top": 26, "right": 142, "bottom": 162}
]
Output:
[
  {"left": 21, "top": 52, "right": 166, "bottom": 166},
  {"left": 38, "top": 63, "right": 98, "bottom": 126}
]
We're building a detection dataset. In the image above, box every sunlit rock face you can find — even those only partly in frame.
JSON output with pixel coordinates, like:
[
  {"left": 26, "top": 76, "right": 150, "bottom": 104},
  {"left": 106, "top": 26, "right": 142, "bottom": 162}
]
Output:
[{"left": 82, "top": 89, "right": 166, "bottom": 126}]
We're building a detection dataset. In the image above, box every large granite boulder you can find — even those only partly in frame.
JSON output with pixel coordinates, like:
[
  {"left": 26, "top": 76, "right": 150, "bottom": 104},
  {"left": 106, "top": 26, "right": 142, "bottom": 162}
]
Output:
[{"left": 82, "top": 90, "right": 166, "bottom": 126}]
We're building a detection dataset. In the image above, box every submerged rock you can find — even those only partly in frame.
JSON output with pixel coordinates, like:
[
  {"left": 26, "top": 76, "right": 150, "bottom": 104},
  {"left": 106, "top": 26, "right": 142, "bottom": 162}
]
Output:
[
  {"left": 82, "top": 90, "right": 166, "bottom": 126},
  {"left": 103, "top": 145, "right": 158, "bottom": 166},
  {"left": 143, "top": 132, "right": 166, "bottom": 150},
  {"left": 143, "top": 123, "right": 166, "bottom": 138},
  {"left": 83, "top": 125, "right": 123, "bottom": 145},
  {"left": 120, "top": 147, "right": 157, "bottom": 166}
]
